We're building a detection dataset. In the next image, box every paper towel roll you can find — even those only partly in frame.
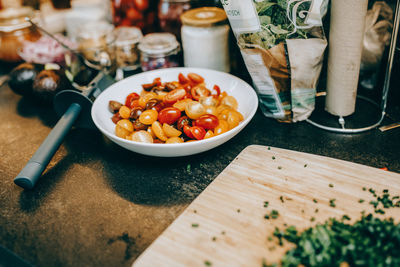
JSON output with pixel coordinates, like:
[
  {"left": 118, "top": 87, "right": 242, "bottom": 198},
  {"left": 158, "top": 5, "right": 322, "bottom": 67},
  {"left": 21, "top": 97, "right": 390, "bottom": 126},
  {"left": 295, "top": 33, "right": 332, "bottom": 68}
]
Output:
[{"left": 325, "top": 0, "right": 368, "bottom": 117}]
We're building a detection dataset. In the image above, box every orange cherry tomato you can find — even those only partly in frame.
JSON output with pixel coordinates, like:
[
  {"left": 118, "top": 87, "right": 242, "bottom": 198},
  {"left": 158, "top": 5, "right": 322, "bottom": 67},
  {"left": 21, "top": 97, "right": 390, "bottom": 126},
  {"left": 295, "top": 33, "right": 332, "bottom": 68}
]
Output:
[
  {"left": 164, "top": 88, "right": 186, "bottom": 105},
  {"left": 191, "top": 86, "right": 210, "bottom": 101},
  {"left": 194, "top": 114, "right": 219, "bottom": 130},
  {"left": 178, "top": 73, "right": 189, "bottom": 84},
  {"left": 189, "top": 126, "right": 206, "bottom": 140},
  {"left": 125, "top": 92, "right": 140, "bottom": 108},
  {"left": 158, "top": 107, "right": 181, "bottom": 125},
  {"left": 187, "top": 73, "right": 204, "bottom": 84}
]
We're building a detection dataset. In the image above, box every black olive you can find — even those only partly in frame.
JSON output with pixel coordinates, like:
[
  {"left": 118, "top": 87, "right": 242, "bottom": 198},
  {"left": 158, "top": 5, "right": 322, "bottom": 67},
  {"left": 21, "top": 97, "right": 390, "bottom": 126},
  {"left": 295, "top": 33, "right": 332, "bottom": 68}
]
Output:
[
  {"left": 8, "top": 63, "right": 43, "bottom": 96},
  {"left": 32, "top": 69, "right": 70, "bottom": 105}
]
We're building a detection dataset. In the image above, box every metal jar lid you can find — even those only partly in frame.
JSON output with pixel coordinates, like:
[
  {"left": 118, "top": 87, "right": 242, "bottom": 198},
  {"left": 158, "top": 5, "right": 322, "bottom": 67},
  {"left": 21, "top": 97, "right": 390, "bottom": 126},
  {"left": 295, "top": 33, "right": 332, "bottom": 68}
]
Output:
[
  {"left": 0, "top": 7, "right": 34, "bottom": 32},
  {"left": 138, "top": 32, "right": 180, "bottom": 56},
  {"left": 181, "top": 7, "right": 227, "bottom": 27},
  {"left": 114, "top": 26, "right": 143, "bottom": 47}
]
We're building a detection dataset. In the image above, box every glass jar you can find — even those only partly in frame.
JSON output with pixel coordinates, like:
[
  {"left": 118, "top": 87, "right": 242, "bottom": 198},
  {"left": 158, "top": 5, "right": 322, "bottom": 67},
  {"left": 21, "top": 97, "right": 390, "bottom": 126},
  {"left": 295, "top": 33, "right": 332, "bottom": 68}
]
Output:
[
  {"left": 158, "top": 0, "right": 192, "bottom": 40},
  {"left": 138, "top": 32, "right": 180, "bottom": 71},
  {"left": 113, "top": 26, "right": 143, "bottom": 71},
  {"left": 0, "top": 7, "right": 41, "bottom": 63},
  {"left": 180, "top": 7, "right": 230, "bottom": 72},
  {"left": 111, "top": 0, "right": 159, "bottom": 34}
]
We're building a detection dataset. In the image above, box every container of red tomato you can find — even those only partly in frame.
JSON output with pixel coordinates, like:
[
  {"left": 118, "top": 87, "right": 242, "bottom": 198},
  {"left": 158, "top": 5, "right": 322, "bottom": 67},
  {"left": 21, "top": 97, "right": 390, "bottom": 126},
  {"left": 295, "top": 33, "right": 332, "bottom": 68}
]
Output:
[
  {"left": 111, "top": 0, "right": 159, "bottom": 34},
  {"left": 91, "top": 67, "right": 258, "bottom": 156}
]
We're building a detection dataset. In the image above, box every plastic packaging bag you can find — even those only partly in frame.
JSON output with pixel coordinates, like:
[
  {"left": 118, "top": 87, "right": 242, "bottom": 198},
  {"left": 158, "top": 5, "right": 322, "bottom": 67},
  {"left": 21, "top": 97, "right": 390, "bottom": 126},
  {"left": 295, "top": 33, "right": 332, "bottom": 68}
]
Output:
[{"left": 221, "top": 0, "right": 328, "bottom": 122}]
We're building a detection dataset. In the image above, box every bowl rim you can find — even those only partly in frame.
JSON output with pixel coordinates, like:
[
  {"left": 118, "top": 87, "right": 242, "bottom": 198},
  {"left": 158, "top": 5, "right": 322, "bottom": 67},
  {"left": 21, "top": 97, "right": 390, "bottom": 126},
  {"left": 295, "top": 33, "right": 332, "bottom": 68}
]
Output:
[{"left": 91, "top": 67, "right": 258, "bottom": 149}]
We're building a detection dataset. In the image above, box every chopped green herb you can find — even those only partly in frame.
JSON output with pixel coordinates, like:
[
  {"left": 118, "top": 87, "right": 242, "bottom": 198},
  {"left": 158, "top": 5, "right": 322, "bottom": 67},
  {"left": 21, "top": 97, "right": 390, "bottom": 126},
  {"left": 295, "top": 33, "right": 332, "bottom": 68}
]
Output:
[
  {"left": 191, "top": 223, "right": 199, "bottom": 228},
  {"left": 270, "top": 210, "right": 279, "bottom": 219},
  {"left": 314, "top": 208, "right": 319, "bottom": 213},
  {"left": 264, "top": 214, "right": 270, "bottom": 220},
  {"left": 329, "top": 199, "right": 336, "bottom": 207},
  {"left": 204, "top": 260, "right": 212, "bottom": 266},
  {"left": 264, "top": 201, "right": 269, "bottom": 208},
  {"left": 313, "top": 199, "right": 318, "bottom": 203},
  {"left": 186, "top": 164, "right": 191, "bottom": 172},
  {"left": 268, "top": 147, "right": 271, "bottom": 150},
  {"left": 310, "top": 217, "right": 315, "bottom": 222},
  {"left": 342, "top": 215, "right": 351, "bottom": 221},
  {"left": 362, "top": 187, "right": 367, "bottom": 191},
  {"left": 221, "top": 231, "right": 225, "bottom": 235},
  {"left": 279, "top": 196, "right": 284, "bottom": 203},
  {"left": 212, "top": 236, "right": 216, "bottom": 241},
  {"left": 272, "top": 156, "right": 276, "bottom": 160},
  {"left": 329, "top": 183, "right": 334, "bottom": 188},
  {"left": 375, "top": 209, "right": 385, "bottom": 214},
  {"left": 304, "top": 164, "right": 308, "bottom": 168},
  {"left": 301, "top": 209, "right": 305, "bottom": 213},
  {"left": 267, "top": 236, "right": 273, "bottom": 241},
  {"left": 237, "top": 209, "right": 241, "bottom": 213},
  {"left": 359, "top": 199, "right": 365, "bottom": 203},
  {"left": 277, "top": 166, "right": 282, "bottom": 170}
]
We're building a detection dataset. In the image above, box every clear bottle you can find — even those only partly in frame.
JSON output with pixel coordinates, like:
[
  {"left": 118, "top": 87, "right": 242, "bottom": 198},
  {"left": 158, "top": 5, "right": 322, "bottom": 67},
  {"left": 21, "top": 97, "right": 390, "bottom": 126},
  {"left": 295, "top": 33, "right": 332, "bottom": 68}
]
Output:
[
  {"left": 138, "top": 32, "right": 180, "bottom": 71},
  {"left": 180, "top": 7, "right": 230, "bottom": 72}
]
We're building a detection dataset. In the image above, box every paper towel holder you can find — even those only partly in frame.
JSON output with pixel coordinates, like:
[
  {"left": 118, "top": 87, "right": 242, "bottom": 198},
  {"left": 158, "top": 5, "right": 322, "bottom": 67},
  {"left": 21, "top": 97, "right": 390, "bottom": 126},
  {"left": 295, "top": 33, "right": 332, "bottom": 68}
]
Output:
[{"left": 306, "top": 0, "right": 399, "bottom": 134}]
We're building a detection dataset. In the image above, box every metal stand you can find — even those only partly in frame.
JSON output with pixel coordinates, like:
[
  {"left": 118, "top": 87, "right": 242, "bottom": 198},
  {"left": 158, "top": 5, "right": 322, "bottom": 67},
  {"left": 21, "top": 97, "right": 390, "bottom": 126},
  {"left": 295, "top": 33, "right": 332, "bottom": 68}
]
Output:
[{"left": 307, "top": 0, "right": 400, "bottom": 133}]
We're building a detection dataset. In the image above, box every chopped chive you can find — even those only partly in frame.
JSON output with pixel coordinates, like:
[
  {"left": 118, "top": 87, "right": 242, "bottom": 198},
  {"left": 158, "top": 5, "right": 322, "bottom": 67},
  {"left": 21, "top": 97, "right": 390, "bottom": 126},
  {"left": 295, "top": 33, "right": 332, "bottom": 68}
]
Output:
[
  {"left": 237, "top": 209, "right": 241, "bottom": 213},
  {"left": 191, "top": 223, "right": 199, "bottom": 228},
  {"left": 264, "top": 201, "right": 269, "bottom": 207},
  {"left": 280, "top": 196, "right": 284, "bottom": 203},
  {"left": 310, "top": 217, "right": 315, "bottom": 222},
  {"left": 304, "top": 164, "right": 308, "bottom": 168},
  {"left": 204, "top": 260, "right": 212, "bottom": 266},
  {"left": 359, "top": 199, "right": 365, "bottom": 203},
  {"left": 329, "top": 183, "right": 334, "bottom": 188},
  {"left": 272, "top": 156, "right": 276, "bottom": 160},
  {"left": 313, "top": 199, "right": 318, "bottom": 203},
  {"left": 212, "top": 237, "right": 216, "bottom": 241},
  {"left": 329, "top": 199, "right": 336, "bottom": 207},
  {"left": 278, "top": 166, "right": 282, "bottom": 170}
]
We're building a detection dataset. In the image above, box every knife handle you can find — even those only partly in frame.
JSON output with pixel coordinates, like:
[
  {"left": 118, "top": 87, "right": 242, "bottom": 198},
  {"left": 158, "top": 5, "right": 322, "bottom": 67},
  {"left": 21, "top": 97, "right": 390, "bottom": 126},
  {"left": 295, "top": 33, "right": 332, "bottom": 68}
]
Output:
[{"left": 14, "top": 103, "right": 82, "bottom": 189}]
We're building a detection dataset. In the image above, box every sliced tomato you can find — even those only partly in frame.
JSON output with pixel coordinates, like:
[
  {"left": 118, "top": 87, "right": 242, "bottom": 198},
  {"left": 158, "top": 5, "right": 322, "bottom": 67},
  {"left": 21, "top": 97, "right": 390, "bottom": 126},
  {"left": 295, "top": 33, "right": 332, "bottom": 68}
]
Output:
[
  {"left": 211, "top": 85, "right": 221, "bottom": 97},
  {"left": 163, "top": 88, "right": 186, "bottom": 105},
  {"left": 191, "top": 86, "right": 210, "bottom": 101},
  {"left": 125, "top": 92, "right": 140, "bottom": 108},
  {"left": 183, "top": 125, "right": 194, "bottom": 139},
  {"left": 177, "top": 116, "right": 192, "bottom": 131},
  {"left": 153, "top": 77, "right": 162, "bottom": 86},
  {"left": 189, "top": 126, "right": 206, "bottom": 140},
  {"left": 187, "top": 73, "right": 204, "bottom": 84},
  {"left": 178, "top": 73, "right": 189, "bottom": 84}
]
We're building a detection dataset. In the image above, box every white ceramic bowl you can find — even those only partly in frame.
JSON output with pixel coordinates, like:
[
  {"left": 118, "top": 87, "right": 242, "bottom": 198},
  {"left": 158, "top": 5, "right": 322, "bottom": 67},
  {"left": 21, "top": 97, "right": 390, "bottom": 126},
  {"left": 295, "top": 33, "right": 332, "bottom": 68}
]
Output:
[{"left": 91, "top": 67, "right": 258, "bottom": 157}]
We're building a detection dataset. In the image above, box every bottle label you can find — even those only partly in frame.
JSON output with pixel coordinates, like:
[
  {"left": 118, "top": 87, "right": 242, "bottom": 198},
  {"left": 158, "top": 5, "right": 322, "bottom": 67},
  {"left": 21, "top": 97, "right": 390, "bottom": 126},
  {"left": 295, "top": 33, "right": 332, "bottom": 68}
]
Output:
[{"left": 220, "top": 0, "right": 260, "bottom": 34}]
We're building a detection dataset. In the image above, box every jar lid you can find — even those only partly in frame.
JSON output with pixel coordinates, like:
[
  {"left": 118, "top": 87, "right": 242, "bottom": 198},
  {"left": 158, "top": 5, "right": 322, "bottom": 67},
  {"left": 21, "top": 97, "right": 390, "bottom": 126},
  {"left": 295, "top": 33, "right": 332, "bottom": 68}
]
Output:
[
  {"left": 0, "top": 7, "right": 34, "bottom": 32},
  {"left": 114, "top": 26, "right": 143, "bottom": 46},
  {"left": 181, "top": 7, "right": 227, "bottom": 27},
  {"left": 138, "top": 33, "right": 180, "bottom": 56}
]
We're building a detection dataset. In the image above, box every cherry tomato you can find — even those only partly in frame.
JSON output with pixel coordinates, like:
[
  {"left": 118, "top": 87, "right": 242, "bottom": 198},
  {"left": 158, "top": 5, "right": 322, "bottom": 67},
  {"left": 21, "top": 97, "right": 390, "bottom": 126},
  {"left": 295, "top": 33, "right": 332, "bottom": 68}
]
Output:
[
  {"left": 183, "top": 125, "right": 194, "bottom": 139},
  {"left": 188, "top": 73, "right": 204, "bottom": 84},
  {"left": 189, "top": 126, "right": 206, "bottom": 140},
  {"left": 178, "top": 73, "right": 189, "bottom": 84},
  {"left": 191, "top": 86, "right": 210, "bottom": 101},
  {"left": 177, "top": 116, "right": 191, "bottom": 131},
  {"left": 129, "top": 106, "right": 144, "bottom": 120},
  {"left": 153, "top": 77, "right": 162, "bottom": 86},
  {"left": 211, "top": 85, "right": 221, "bottom": 97},
  {"left": 126, "top": 8, "right": 143, "bottom": 21},
  {"left": 164, "top": 88, "right": 186, "bottom": 105},
  {"left": 111, "top": 112, "right": 122, "bottom": 124},
  {"left": 194, "top": 114, "right": 219, "bottom": 130},
  {"left": 185, "top": 101, "right": 206, "bottom": 120},
  {"left": 158, "top": 107, "right": 181, "bottom": 124},
  {"left": 125, "top": 92, "right": 140, "bottom": 108}
]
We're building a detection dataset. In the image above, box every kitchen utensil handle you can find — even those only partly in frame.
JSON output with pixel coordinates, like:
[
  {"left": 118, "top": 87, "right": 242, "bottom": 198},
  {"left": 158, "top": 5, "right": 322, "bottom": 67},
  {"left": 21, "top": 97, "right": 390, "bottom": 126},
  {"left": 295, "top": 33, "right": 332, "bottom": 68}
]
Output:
[{"left": 14, "top": 103, "right": 82, "bottom": 189}]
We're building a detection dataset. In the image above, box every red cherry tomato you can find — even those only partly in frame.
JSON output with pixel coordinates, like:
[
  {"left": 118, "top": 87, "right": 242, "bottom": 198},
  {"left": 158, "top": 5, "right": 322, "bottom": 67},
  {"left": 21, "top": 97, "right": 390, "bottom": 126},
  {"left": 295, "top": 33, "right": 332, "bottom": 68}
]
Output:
[
  {"left": 177, "top": 116, "right": 191, "bottom": 131},
  {"left": 194, "top": 114, "right": 219, "bottom": 130},
  {"left": 188, "top": 73, "right": 204, "bottom": 84},
  {"left": 191, "top": 86, "right": 210, "bottom": 101},
  {"left": 111, "top": 112, "right": 122, "bottom": 124},
  {"left": 158, "top": 107, "right": 181, "bottom": 124},
  {"left": 126, "top": 8, "right": 143, "bottom": 21},
  {"left": 153, "top": 77, "right": 162, "bottom": 86},
  {"left": 183, "top": 125, "right": 194, "bottom": 139},
  {"left": 134, "top": 0, "right": 149, "bottom": 11},
  {"left": 178, "top": 73, "right": 189, "bottom": 84},
  {"left": 211, "top": 85, "right": 221, "bottom": 97},
  {"left": 164, "top": 88, "right": 186, "bottom": 105},
  {"left": 189, "top": 126, "right": 206, "bottom": 140},
  {"left": 125, "top": 92, "right": 140, "bottom": 108}
]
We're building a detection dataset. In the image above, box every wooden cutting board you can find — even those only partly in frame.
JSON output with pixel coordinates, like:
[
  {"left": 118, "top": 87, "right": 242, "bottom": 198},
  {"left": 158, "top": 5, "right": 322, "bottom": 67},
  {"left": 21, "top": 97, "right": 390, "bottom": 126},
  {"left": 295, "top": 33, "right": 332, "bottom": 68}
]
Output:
[{"left": 133, "top": 145, "right": 400, "bottom": 267}]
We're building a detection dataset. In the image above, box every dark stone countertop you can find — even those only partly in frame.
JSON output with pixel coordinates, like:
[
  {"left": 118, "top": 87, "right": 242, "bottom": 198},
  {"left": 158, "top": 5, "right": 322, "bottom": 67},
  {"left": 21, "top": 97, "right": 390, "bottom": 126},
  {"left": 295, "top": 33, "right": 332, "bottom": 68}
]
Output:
[{"left": 1, "top": 67, "right": 400, "bottom": 267}]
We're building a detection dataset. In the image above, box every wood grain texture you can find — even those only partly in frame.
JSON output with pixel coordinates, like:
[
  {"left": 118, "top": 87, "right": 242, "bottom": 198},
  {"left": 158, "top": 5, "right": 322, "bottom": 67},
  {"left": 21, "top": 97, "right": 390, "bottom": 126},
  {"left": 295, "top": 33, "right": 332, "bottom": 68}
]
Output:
[{"left": 133, "top": 145, "right": 400, "bottom": 267}]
